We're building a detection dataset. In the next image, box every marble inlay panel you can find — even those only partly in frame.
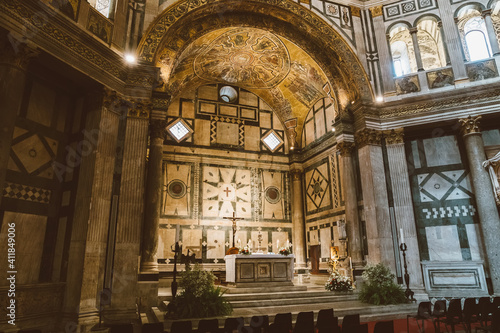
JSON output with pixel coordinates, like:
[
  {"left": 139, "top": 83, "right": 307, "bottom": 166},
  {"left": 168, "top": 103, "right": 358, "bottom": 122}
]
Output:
[
  {"left": 423, "top": 136, "right": 461, "bottom": 167},
  {"left": 207, "top": 230, "right": 226, "bottom": 259},
  {"left": 426, "top": 225, "right": 462, "bottom": 261},
  {"left": 320, "top": 227, "right": 332, "bottom": 258}
]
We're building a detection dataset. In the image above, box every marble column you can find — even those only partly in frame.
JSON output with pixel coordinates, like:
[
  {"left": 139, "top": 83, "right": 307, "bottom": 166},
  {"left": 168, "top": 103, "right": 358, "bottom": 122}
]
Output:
[
  {"left": 140, "top": 119, "right": 167, "bottom": 273},
  {"left": 355, "top": 129, "right": 396, "bottom": 272},
  {"left": 384, "top": 129, "right": 424, "bottom": 290},
  {"left": 105, "top": 101, "right": 150, "bottom": 322},
  {"left": 337, "top": 141, "right": 364, "bottom": 267},
  {"left": 409, "top": 27, "right": 425, "bottom": 71},
  {"left": 438, "top": 21, "right": 452, "bottom": 66},
  {"left": 436, "top": 0, "right": 469, "bottom": 81},
  {"left": 459, "top": 116, "right": 500, "bottom": 295},
  {"left": 482, "top": 10, "right": 500, "bottom": 56},
  {"left": 290, "top": 168, "right": 307, "bottom": 269},
  {"left": 0, "top": 34, "right": 38, "bottom": 207},
  {"left": 370, "top": 6, "right": 397, "bottom": 95},
  {"left": 62, "top": 88, "right": 120, "bottom": 328}
]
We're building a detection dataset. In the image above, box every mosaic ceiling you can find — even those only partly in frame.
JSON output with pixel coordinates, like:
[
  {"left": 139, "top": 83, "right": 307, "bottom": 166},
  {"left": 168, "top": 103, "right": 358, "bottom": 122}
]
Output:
[{"left": 156, "top": 27, "right": 330, "bottom": 139}]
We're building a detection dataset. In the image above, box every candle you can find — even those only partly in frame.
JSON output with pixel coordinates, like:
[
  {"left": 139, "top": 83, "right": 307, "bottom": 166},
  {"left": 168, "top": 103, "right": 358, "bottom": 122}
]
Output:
[
  {"left": 400, "top": 228, "right": 405, "bottom": 244},
  {"left": 277, "top": 239, "right": 280, "bottom": 249},
  {"left": 175, "top": 224, "right": 180, "bottom": 242},
  {"left": 349, "top": 257, "right": 352, "bottom": 270},
  {"left": 237, "top": 239, "right": 241, "bottom": 247},
  {"left": 286, "top": 239, "right": 289, "bottom": 248}
]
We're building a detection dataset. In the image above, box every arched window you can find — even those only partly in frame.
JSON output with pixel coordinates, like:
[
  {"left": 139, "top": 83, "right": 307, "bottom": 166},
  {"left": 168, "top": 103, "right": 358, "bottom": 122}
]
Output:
[
  {"left": 88, "top": 0, "right": 115, "bottom": 18},
  {"left": 416, "top": 18, "right": 447, "bottom": 70},
  {"left": 389, "top": 25, "right": 417, "bottom": 76},
  {"left": 464, "top": 16, "right": 491, "bottom": 61}
]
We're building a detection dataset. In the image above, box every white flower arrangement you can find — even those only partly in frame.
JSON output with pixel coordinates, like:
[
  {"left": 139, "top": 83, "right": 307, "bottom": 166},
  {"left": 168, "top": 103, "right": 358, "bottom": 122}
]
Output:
[{"left": 325, "top": 270, "right": 353, "bottom": 292}]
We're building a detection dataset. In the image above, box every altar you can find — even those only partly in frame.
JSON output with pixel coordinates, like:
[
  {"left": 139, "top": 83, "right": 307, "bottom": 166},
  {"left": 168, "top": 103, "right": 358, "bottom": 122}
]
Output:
[{"left": 224, "top": 254, "right": 295, "bottom": 287}]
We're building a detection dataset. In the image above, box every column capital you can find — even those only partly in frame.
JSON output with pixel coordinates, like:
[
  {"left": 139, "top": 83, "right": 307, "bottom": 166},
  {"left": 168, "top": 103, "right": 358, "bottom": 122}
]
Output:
[
  {"left": 149, "top": 119, "right": 168, "bottom": 139},
  {"left": 337, "top": 141, "right": 356, "bottom": 156},
  {"left": 383, "top": 128, "right": 405, "bottom": 145},
  {"left": 129, "top": 99, "right": 151, "bottom": 119},
  {"left": 355, "top": 128, "right": 383, "bottom": 147},
  {"left": 458, "top": 115, "right": 482, "bottom": 136},
  {"left": 0, "top": 33, "right": 39, "bottom": 70},
  {"left": 482, "top": 9, "right": 492, "bottom": 17},
  {"left": 350, "top": 6, "right": 361, "bottom": 17},
  {"left": 369, "top": 6, "right": 383, "bottom": 17},
  {"left": 409, "top": 27, "right": 419, "bottom": 35},
  {"left": 290, "top": 169, "right": 302, "bottom": 181},
  {"left": 437, "top": 21, "right": 443, "bottom": 28}
]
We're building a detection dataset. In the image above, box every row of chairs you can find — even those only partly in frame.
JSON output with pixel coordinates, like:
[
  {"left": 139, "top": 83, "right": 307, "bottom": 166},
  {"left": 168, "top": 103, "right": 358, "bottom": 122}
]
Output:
[
  {"left": 407, "top": 297, "right": 500, "bottom": 333},
  {"left": 163, "top": 311, "right": 393, "bottom": 333}
]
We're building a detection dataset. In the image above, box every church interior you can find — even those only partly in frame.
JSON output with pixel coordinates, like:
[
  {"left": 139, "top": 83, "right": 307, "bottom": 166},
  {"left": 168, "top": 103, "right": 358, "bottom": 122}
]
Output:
[{"left": 1, "top": 0, "right": 500, "bottom": 331}]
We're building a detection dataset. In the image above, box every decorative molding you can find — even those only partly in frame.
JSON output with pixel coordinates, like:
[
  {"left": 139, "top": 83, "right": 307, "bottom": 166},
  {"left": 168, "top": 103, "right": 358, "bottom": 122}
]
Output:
[
  {"left": 355, "top": 128, "right": 383, "bottom": 147},
  {"left": 369, "top": 6, "right": 383, "bottom": 17},
  {"left": 290, "top": 169, "right": 302, "bottom": 181},
  {"left": 0, "top": 32, "right": 39, "bottom": 70},
  {"left": 458, "top": 115, "right": 481, "bottom": 136},
  {"left": 149, "top": 119, "right": 168, "bottom": 139},
  {"left": 336, "top": 141, "right": 355, "bottom": 156},
  {"left": 383, "top": 128, "right": 404, "bottom": 145}
]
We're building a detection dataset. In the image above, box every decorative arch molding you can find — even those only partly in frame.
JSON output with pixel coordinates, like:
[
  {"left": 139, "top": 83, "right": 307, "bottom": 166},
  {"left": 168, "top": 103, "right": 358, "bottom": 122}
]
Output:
[{"left": 138, "top": 0, "right": 373, "bottom": 105}]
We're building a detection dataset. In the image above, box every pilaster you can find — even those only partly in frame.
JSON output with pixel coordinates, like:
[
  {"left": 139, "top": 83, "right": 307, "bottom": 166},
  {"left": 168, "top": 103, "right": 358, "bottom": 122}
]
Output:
[
  {"left": 459, "top": 116, "right": 500, "bottom": 295},
  {"left": 290, "top": 168, "right": 307, "bottom": 269},
  {"left": 355, "top": 129, "right": 396, "bottom": 271}
]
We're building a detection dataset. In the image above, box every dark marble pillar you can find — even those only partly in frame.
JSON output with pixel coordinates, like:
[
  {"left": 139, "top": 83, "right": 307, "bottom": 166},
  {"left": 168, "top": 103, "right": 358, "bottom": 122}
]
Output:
[
  {"left": 337, "top": 141, "right": 364, "bottom": 268},
  {"left": 141, "top": 119, "right": 167, "bottom": 273},
  {"left": 0, "top": 33, "right": 38, "bottom": 207},
  {"left": 290, "top": 168, "right": 307, "bottom": 269},
  {"left": 459, "top": 115, "right": 500, "bottom": 294}
]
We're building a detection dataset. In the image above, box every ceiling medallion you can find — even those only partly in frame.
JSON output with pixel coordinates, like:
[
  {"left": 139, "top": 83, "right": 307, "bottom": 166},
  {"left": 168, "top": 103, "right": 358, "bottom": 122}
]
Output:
[{"left": 194, "top": 28, "right": 291, "bottom": 89}]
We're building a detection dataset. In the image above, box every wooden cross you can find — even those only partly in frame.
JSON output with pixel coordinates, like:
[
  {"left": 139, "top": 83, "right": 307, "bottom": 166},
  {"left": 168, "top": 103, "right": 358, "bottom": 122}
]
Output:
[{"left": 224, "top": 212, "right": 244, "bottom": 247}]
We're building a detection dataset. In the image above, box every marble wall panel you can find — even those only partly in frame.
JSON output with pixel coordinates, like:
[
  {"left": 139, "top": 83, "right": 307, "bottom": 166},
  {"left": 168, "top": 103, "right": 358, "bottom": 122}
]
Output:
[
  {"left": 0, "top": 212, "right": 47, "bottom": 285},
  {"left": 162, "top": 163, "right": 191, "bottom": 217},
  {"left": 251, "top": 231, "right": 269, "bottom": 253},
  {"left": 207, "top": 230, "right": 226, "bottom": 258},
  {"left": 262, "top": 171, "right": 285, "bottom": 220},
  {"left": 158, "top": 227, "right": 176, "bottom": 259},
  {"left": 423, "top": 135, "right": 461, "bottom": 167},
  {"left": 235, "top": 230, "right": 248, "bottom": 249},
  {"left": 182, "top": 229, "right": 203, "bottom": 258},
  {"left": 272, "top": 231, "right": 289, "bottom": 253},
  {"left": 426, "top": 225, "right": 462, "bottom": 261},
  {"left": 466, "top": 224, "right": 485, "bottom": 261},
  {"left": 304, "top": 160, "right": 332, "bottom": 213},
  {"left": 309, "top": 229, "right": 319, "bottom": 246},
  {"left": 320, "top": 227, "right": 332, "bottom": 258}
]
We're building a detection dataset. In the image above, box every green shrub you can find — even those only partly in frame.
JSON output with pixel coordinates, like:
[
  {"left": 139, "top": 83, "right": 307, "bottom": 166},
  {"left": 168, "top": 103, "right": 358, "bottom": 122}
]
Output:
[
  {"left": 166, "top": 264, "right": 232, "bottom": 319},
  {"left": 358, "top": 263, "right": 407, "bottom": 305}
]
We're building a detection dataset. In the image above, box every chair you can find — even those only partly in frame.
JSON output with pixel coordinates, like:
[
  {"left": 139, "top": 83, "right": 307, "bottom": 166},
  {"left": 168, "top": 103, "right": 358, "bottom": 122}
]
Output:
[
  {"left": 109, "top": 324, "right": 134, "bottom": 333},
  {"left": 407, "top": 301, "right": 432, "bottom": 333},
  {"left": 341, "top": 314, "right": 360, "bottom": 333},
  {"left": 293, "top": 311, "right": 314, "bottom": 333},
  {"left": 463, "top": 298, "right": 479, "bottom": 333},
  {"left": 198, "top": 318, "right": 219, "bottom": 333},
  {"left": 223, "top": 317, "right": 245, "bottom": 333},
  {"left": 475, "top": 308, "right": 500, "bottom": 333},
  {"left": 317, "top": 309, "right": 340, "bottom": 333},
  {"left": 18, "top": 330, "right": 42, "bottom": 333},
  {"left": 493, "top": 297, "right": 500, "bottom": 311},
  {"left": 353, "top": 324, "right": 368, "bottom": 333},
  {"left": 373, "top": 320, "right": 394, "bottom": 333},
  {"left": 431, "top": 300, "right": 447, "bottom": 333},
  {"left": 170, "top": 320, "right": 193, "bottom": 333},
  {"left": 250, "top": 315, "right": 269, "bottom": 333},
  {"left": 443, "top": 299, "right": 463, "bottom": 333},
  {"left": 142, "top": 322, "right": 164, "bottom": 333},
  {"left": 270, "top": 313, "right": 292, "bottom": 333},
  {"left": 479, "top": 297, "right": 493, "bottom": 326}
]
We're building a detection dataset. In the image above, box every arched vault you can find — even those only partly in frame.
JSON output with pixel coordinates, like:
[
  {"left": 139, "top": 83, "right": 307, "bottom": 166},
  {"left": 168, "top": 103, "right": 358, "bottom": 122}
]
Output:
[{"left": 138, "top": 0, "right": 373, "bottom": 147}]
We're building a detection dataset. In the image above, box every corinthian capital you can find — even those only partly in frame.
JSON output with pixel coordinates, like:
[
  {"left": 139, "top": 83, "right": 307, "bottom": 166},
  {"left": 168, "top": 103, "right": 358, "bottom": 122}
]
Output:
[
  {"left": 337, "top": 141, "right": 356, "bottom": 156},
  {"left": 458, "top": 115, "right": 482, "bottom": 136},
  {"left": 383, "top": 128, "right": 405, "bottom": 145},
  {"left": 0, "top": 33, "right": 39, "bottom": 70},
  {"left": 355, "top": 128, "right": 383, "bottom": 148}
]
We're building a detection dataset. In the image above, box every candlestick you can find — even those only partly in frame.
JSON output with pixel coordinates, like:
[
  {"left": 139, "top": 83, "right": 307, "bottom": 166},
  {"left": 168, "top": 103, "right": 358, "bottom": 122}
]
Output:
[{"left": 400, "top": 242, "right": 415, "bottom": 302}]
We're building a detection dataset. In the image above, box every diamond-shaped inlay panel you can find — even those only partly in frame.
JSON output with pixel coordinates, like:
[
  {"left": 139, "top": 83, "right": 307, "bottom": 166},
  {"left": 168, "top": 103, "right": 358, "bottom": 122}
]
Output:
[
  {"left": 262, "top": 130, "right": 283, "bottom": 152},
  {"left": 418, "top": 170, "right": 471, "bottom": 202},
  {"left": 3, "top": 182, "right": 51, "bottom": 203},
  {"left": 306, "top": 169, "right": 329, "bottom": 208},
  {"left": 11, "top": 134, "right": 52, "bottom": 174}
]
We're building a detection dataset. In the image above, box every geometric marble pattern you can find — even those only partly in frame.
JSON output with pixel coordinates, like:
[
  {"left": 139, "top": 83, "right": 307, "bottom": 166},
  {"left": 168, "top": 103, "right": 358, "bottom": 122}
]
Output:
[
  {"left": 422, "top": 205, "right": 476, "bottom": 219},
  {"left": 417, "top": 170, "right": 472, "bottom": 202},
  {"left": 306, "top": 168, "right": 330, "bottom": 209},
  {"left": 2, "top": 182, "right": 51, "bottom": 204}
]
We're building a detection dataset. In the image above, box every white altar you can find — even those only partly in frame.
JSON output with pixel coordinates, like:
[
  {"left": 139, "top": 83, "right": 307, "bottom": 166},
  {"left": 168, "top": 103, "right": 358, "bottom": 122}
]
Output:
[{"left": 224, "top": 254, "right": 295, "bottom": 287}]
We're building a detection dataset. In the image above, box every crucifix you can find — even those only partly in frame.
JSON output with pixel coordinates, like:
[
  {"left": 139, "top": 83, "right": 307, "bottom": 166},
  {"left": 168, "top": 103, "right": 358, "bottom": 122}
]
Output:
[{"left": 224, "top": 211, "right": 244, "bottom": 248}]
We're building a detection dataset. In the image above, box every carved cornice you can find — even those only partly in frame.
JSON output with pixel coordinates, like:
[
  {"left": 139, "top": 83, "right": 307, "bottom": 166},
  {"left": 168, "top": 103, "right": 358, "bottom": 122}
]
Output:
[
  {"left": 149, "top": 119, "right": 168, "bottom": 140},
  {"left": 383, "top": 128, "right": 404, "bottom": 145},
  {"left": 369, "top": 6, "right": 383, "bottom": 17},
  {"left": 458, "top": 115, "right": 482, "bottom": 136},
  {"left": 129, "top": 100, "right": 151, "bottom": 119},
  {"left": 355, "top": 128, "right": 383, "bottom": 147},
  {"left": 336, "top": 141, "right": 355, "bottom": 157},
  {"left": 0, "top": 33, "right": 39, "bottom": 70}
]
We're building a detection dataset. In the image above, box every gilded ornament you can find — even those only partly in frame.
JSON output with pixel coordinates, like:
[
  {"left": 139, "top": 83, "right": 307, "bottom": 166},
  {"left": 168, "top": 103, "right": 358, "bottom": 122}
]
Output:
[
  {"left": 0, "top": 33, "right": 39, "bottom": 70},
  {"left": 290, "top": 169, "right": 302, "bottom": 181},
  {"left": 129, "top": 100, "right": 152, "bottom": 118},
  {"left": 458, "top": 115, "right": 481, "bottom": 136},
  {"left": 336, "top": 141, "right": 355, "bottom": 156},
  {"left": 383, "top": 128, "right": 404, "bottom": 145},
  {"left": 350, "top": 6, "right": 361, "bottom": 17},
  {"left": 369, "top": 6, "right": 383, "bottom": 17},
  {"left": 355, "top": 128, "right": 383, "bottom": 147}
]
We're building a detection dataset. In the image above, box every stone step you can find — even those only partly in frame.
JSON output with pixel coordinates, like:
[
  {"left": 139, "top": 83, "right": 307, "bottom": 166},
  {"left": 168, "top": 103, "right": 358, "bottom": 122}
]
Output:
[
  {"left": 222, "top": 290, "right": 354, "bottom": 301},
  {"left": 221, "top": 285, "right": 308, "bottom": 294},
  {"left": 228, "top": 295, "right": 358, "bottom": 308}
]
